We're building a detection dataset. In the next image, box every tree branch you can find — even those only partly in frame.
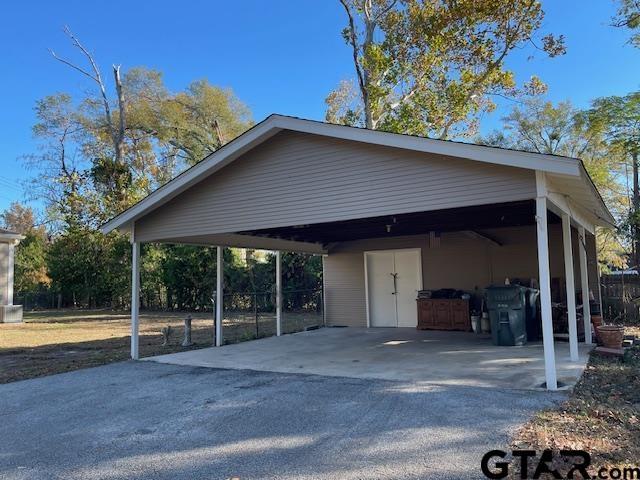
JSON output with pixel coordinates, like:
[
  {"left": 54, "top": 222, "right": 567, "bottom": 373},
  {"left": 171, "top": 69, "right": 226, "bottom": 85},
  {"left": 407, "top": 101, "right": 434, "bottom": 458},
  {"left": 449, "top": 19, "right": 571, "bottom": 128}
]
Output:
[
  {"left": 340, "top": 0, "right": 370, "bottom": 128},
  {"left": 49, "top": 49, "right": 98, "bottom": 83},
  {"left": 53, "top": 26, "right": 118, "bottom": 160}
]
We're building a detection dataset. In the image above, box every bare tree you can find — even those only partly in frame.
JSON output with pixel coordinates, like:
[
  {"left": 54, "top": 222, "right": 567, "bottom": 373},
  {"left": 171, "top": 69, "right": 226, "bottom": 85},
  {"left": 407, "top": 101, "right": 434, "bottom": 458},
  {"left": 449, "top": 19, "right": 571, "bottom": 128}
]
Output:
[{"left": 49, "top": 26, "right": 126, "bottom": 164}]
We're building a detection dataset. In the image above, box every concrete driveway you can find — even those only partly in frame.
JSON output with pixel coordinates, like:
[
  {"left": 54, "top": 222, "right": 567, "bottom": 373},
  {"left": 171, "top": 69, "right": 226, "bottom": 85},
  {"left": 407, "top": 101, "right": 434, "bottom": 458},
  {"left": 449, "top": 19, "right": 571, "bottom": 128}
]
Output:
[
  {"left": 0, "top": 361, "right": 562, "bottom": 480},
  {"left": 148, "top": 327, "right": 590, "bottom": 390}
]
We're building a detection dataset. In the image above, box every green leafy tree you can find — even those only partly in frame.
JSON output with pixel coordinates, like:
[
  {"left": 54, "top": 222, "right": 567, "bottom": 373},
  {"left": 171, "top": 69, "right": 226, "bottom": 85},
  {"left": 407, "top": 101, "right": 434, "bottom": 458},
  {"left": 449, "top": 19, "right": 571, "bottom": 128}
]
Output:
[
  {"left": 14, "top": 232, "right": 51, "bottom": 293},
  {"left": 590, "top": 93, "right": 640, "bottom": 267},
  {"left": 42, "top": 28, "right": 254, "bottom": 226},
  {"left": 160, "top": 244, "right": 218, "bottom": 310},
  {"left": 22, "top": 28, "right": 325, "bottom": 314},
  {"left": 328, "top": 0, "right": 565, "bottom": 138},
  {"left": 23, "top": 32, "right": 254, "bottom": 310},
  {"left": 480, "top": 99, "right": 627, "bottom": 269},
  {"left": 1, "top": 203, "right": 51, "bottom": 293},
  {"left": 47, "top": 228, "right": 130, "bottom": 308},
  {"left": 613, "top": 0, "right": 640, "bottom": 46},
  {"left": 281, "top": 253, "right": 323, "bottom": 310}
]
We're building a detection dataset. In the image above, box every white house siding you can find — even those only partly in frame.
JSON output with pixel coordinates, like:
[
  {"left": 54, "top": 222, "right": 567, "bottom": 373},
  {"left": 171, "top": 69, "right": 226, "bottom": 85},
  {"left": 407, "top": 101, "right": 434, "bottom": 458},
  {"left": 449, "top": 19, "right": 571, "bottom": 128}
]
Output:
[
  {"left": 322, "top": 224, "right": 598, "bottom": 327},
  {"left": 134, "top": 131, "right": 536, "bottom": 242}
]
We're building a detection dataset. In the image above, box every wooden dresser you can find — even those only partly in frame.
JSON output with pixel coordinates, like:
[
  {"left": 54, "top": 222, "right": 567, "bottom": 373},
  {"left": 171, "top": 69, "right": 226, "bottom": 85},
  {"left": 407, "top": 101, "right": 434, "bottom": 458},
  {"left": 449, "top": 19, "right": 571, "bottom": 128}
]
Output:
[{"left": 417, "top": 298, "right": 471, "bottom": 331}]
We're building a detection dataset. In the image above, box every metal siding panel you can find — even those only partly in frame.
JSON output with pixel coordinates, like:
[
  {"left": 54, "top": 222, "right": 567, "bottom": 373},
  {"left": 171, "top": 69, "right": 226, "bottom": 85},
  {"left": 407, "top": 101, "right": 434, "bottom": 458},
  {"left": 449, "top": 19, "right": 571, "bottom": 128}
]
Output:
[{"left": 136, "top": 131, "right": 536, "bottom": 242}]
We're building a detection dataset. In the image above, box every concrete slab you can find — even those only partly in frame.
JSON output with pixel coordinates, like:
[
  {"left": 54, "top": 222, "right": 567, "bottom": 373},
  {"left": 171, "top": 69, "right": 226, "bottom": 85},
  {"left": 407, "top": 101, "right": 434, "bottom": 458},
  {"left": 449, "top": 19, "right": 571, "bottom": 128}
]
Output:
[{"left": 146, "top": 327, "right": 591, "bottom": 390}]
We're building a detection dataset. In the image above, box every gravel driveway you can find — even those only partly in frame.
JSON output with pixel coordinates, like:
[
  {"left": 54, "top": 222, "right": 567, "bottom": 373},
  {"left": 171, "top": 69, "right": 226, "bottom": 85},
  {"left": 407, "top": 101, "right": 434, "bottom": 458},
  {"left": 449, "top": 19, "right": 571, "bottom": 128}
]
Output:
[{"left": 0, "top": 362, "right": 563, "bottom": 479}]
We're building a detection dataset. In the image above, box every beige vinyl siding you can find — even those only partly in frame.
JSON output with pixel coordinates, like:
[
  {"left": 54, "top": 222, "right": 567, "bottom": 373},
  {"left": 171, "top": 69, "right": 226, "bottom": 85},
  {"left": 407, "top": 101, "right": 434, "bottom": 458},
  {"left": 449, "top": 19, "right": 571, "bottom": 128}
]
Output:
[
  {"left": 135, "top": 131, "right": 536, "bottom": 242},
  {"left": 323, "top": 253, "right": 368, "bottom": 327},
  {"left": 322, "top": 225, "right": 600, "bottom": 327}
]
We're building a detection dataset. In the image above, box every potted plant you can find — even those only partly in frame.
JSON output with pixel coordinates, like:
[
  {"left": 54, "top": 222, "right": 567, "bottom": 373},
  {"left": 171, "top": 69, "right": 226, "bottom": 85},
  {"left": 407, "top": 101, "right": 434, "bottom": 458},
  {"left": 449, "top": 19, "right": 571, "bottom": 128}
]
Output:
[{"left": 596, "top": 324, "right": 624, "bottom": 349}]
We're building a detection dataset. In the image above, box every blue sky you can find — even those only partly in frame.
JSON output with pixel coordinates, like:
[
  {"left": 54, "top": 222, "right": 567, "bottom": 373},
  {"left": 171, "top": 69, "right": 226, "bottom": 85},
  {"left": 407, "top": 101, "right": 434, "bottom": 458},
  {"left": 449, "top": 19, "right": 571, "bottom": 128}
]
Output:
[{"left": 1, "top": 0, "right": 639, "bottom": 213}]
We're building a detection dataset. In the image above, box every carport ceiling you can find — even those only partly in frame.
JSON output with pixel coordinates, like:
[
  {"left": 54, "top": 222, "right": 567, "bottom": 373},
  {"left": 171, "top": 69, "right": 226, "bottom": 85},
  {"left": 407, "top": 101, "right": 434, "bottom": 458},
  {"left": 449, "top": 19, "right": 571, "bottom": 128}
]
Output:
[{"left": 238, "top": 200, "right": 560, "bottom": 246}]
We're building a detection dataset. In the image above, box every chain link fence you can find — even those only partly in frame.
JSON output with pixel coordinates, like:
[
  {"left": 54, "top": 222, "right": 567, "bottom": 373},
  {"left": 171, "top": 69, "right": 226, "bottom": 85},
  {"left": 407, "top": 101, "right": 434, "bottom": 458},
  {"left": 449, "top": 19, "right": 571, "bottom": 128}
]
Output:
[{"left": 214, "top": 289, "right": 324, "bottom": 344}]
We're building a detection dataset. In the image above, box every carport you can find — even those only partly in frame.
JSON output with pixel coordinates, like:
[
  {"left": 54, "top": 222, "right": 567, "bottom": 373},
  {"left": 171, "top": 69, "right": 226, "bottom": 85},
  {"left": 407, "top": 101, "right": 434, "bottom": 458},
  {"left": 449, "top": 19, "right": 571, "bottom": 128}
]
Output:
[{"left": 101, "top": 114, "right": 614, "bottom": 391}]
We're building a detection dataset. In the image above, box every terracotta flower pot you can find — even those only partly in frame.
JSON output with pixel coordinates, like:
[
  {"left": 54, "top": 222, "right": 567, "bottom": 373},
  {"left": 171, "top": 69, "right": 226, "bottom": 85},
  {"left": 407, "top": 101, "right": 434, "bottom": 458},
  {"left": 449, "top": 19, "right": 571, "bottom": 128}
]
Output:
[
  {"left": 591, "top": 315, "right": 603, "bottom": 343},
  {"left": 596, "top": 325, "right": 624, "bottom": 349}
]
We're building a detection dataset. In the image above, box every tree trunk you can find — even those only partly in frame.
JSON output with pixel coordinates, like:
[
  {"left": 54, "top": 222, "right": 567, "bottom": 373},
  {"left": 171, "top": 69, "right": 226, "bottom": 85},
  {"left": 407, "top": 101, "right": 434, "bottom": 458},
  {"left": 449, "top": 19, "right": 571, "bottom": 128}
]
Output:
[
  {"left": 362, "top": 2, "right": 375, "bottom": 129},
  {"left": 113, "top": 65, "right": 126, "bottom": 164},
  {"left": 212, "top": 119, "right": 225, "bottom": 147}
]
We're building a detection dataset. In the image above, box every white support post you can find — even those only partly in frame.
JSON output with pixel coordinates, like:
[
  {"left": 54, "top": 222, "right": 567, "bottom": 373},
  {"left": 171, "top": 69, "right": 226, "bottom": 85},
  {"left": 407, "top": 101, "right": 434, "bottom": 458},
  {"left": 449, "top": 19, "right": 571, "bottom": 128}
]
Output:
[
  {"left": 276, "top": 251, "right": 282, "bottom": 336},
  {"left": 536, "top": 172, "right": 558, "bottom": 391},
  {"left": 562, "top": 213, "right": 579, "bottom": 361},
  {"left": 578, "top": 226, "right": 593, "bottom": 344},
  {"left": 7, "top": 243, "right": 15, "bottom": 305},
  {"left": 131, "top": 238, "right": 140, "bottom": 360},
  {"left": 215, "top": 246, "right": 223, "bottom": 347},
  {"left": 322, "top": 255, "right": 327, "bottom": 327}
]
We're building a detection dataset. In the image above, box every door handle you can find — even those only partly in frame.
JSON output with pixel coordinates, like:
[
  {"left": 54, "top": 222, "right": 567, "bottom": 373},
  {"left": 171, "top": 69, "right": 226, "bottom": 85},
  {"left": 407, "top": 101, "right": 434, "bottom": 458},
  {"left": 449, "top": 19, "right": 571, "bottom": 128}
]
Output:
[{"left": 390, "top": 272, "right": 398, "bottom": 295}]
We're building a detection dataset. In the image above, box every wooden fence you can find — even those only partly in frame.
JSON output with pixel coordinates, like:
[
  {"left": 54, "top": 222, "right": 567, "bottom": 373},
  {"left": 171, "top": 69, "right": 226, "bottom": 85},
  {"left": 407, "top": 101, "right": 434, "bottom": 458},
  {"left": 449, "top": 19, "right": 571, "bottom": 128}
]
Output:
[{"left": 601, "top": 274, "right": 640, "bottom": 323}]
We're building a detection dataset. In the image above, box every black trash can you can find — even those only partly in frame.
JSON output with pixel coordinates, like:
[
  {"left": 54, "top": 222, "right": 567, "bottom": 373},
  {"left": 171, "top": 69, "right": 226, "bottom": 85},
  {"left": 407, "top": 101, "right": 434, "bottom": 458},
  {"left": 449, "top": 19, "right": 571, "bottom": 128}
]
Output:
[{"left": 486, "top": 285, "right": 532, "bottom": 346}]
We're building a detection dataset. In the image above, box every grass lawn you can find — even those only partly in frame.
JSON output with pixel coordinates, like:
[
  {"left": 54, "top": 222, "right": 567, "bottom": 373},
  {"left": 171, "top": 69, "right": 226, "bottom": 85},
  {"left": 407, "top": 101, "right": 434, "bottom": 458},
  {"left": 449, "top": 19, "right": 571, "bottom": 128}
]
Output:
[
  {"left": 0, "top": 309, "right": 322, "bottom": 384},
  {"left": 510, "top": 326, "right": 640, "bottom": 476}
]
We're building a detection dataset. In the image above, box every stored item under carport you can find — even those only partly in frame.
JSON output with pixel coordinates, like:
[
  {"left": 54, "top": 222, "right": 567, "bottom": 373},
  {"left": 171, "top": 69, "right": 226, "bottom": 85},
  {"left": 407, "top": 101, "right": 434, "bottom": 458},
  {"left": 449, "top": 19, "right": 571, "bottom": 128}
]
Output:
[{"left": 486, "top": 286, "right": 538, "bottom": 346}]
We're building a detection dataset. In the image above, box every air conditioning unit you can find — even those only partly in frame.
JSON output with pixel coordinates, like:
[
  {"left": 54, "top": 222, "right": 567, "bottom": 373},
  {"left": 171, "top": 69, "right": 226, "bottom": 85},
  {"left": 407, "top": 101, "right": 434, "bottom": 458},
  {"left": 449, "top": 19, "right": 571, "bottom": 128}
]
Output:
[{"left": 0, "top": 305, "right": 23, "bottom": 323}]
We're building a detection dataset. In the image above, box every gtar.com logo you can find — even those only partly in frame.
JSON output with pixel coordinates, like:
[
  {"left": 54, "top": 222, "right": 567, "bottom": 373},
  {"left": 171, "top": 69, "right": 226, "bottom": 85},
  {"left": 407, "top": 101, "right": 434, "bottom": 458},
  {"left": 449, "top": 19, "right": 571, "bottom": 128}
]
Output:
[{"left": 481, "top": 449, "right": 640, "bottom": 479}]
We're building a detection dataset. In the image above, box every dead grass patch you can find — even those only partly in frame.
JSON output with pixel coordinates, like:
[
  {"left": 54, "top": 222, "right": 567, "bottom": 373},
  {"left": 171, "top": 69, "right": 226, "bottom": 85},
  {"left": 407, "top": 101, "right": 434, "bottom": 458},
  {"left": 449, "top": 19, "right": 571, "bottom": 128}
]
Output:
[{"left": 0, "top": 309, "right": 321, "bottom": 384}]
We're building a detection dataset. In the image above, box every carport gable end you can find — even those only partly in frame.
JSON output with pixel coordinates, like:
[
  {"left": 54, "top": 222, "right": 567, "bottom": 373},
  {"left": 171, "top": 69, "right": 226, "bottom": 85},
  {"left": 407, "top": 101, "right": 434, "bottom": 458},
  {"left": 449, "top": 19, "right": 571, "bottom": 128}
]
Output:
[{"left": 100, "top": 114, "right": 611, "bottom": 239}]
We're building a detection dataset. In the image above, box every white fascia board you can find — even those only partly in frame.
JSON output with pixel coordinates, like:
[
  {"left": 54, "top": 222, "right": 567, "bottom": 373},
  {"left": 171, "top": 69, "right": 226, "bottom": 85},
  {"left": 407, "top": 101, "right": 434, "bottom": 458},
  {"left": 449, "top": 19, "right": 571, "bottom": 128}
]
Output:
[
  {"left": 101, "top": 117, "right": 283, "bottom": 234},
  {"left": 545, "top": 166, "right": 615, "bottom": 229},
  {"left": 272, "top": 116, "right": 582, "bottom": 176},
  {"left": 546, "top": 190, "right": 596, "bottom": 234}
]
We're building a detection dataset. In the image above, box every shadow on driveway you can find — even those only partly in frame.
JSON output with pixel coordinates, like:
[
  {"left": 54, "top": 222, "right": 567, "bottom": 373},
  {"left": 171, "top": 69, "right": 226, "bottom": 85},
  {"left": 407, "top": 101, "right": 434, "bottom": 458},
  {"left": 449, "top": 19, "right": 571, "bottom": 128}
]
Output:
[{"left": 0, "top": 361, "right": 564, "bottom": 480}]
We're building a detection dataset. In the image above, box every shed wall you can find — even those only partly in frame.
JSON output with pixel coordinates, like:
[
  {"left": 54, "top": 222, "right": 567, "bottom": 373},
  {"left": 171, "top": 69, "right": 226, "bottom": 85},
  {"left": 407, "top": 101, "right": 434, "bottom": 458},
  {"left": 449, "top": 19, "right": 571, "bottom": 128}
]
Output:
[{"left": 323, "top": 224, "right": 596, "bottom": 327}]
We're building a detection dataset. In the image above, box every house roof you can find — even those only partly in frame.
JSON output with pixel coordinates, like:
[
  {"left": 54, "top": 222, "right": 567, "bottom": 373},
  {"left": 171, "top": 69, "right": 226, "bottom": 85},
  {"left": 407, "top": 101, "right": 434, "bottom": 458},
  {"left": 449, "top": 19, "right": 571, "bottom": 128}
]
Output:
[
  {"left": 101, "top": 114, "right": 615, "bottom": 234},
  {"left": 0, "top": 228, "right": 25, "bottom": 243}
]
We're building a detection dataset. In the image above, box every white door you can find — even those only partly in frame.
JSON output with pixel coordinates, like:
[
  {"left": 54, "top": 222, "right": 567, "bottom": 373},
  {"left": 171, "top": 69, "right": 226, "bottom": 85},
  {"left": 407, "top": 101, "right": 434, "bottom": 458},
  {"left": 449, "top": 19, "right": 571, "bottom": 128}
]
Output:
[
  {"left": 394, "top": 250, "right": 420, "bottom": 327},
  {"left": 366, "top": 249, "right": 421, "bottom": 327},
  {"left": 366, "top": 251, "right": 397, "bottom": 327}
]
